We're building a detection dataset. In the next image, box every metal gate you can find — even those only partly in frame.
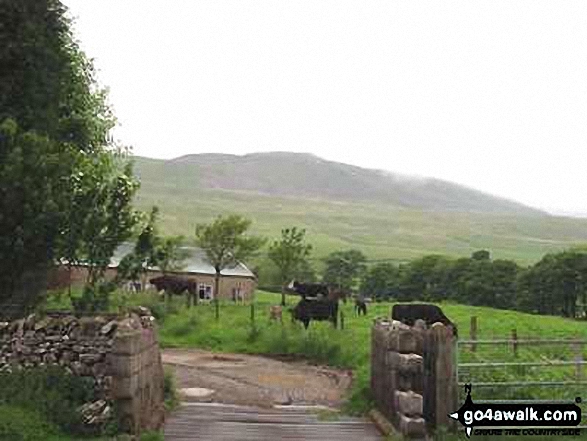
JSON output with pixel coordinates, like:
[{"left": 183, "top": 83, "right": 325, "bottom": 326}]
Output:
[{"left": 455, "top": 336, "right": 587, "bottom": 430}]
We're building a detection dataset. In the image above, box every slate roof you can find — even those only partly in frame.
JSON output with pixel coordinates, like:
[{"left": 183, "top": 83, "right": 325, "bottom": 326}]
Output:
[{"left": 73, "top": 242, "right": 256, "bottom": 278}]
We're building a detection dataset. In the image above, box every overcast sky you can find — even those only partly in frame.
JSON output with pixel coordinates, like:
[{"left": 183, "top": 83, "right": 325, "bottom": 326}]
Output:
[{"left": 63, "top": 0, "right": 587, "bottom": 216}]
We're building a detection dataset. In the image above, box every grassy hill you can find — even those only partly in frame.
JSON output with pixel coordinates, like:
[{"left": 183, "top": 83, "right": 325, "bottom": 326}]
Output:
[{"left": 131, "top": 153, "right": 587, "bottom": 264}]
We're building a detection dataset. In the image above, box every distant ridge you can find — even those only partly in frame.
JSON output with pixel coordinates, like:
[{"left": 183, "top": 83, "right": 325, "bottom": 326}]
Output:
[{"left": 136, "top": 152, "right": 544, "bottom": 216}]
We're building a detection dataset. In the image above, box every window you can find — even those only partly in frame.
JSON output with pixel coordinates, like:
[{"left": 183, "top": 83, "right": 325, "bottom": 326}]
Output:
[{"left": 199, "top": 283, "right": 213, "bottom": 301}]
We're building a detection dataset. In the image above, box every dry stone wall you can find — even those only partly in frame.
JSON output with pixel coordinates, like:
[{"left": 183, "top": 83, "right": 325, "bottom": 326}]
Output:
[
  {"left": 0, "top": 306, "right": 164, "bottom": 434},
  {"left": 371, "top": 317, "right": 457, "bottom": 439}
]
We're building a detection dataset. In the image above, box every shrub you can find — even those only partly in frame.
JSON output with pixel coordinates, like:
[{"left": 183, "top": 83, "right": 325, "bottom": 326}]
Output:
[
  {"left": 163, "top": 367, "right": 180, "bottom": 411},
  {"left": 0, "top": 405, "right": 60, "bottom": 441},
  {"left": 0, "top": 365, "right": 95, "bottom": 434}
]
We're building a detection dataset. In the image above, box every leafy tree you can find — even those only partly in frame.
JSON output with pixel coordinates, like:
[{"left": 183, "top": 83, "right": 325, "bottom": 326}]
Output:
[
  {"left": 68, "top": 153, "right": 139, "bottom": 313},
  {"left": 490, "top": 259, "right": 520, "bottom": 309},
  {"left": 0, "top": 1, "right": 134, "bottom": 317},
  {"left": 399, "top": 255, "right": 452, "bottom": 302},
  {"left": 322, "top": 249, "right": 367, "bottom": 293},
  {"left": 0, "top": 119, "right": 73, "bottom": 316},
  {"left": 0, "top": 0, "right": 115, "bottom": 150},
  {"left": 116, "top": 207, "right": 162, "bottom": 288},
  {"left": 520, "top": 251, "right": 587, "bottom": 318},
  {"left": 156, "top": 235, "right": 190, "bottom": 275},
  {"left": 360, "top": 262, "right": 402, "bottom": 301},
  {"left": 268, "top": 227, "right": 313, "bottom": 306},
  {"left": 195, "top": 215, "right": 266, "bottom": 304}
]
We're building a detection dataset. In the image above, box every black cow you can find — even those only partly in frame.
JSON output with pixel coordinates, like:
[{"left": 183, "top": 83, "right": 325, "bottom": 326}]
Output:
[
  {"left": 149, "top": 275, "right": 198, "bottom": 297},
  {"left": 291, "top": 298, "right": 338, "bottom": 329},
  {"left": 355, "top": 297, "right": 367, "bottom": 316},
  {"left": 391, "top": 303, "right": 458, "bottom": 337}
]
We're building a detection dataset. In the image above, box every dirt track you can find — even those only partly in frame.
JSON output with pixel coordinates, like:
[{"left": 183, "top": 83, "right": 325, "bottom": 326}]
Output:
[{"left": 162, "top": 348, "right": 354, "bottom": 409}]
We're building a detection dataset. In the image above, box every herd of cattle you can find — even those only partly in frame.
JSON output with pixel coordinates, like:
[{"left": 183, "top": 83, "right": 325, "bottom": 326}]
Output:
[
  {"left": 142, "top": 275, "right": 458, "bottom": 335},
  {"left": 284, "top": 282, "right": 457, "bottom": 336}
]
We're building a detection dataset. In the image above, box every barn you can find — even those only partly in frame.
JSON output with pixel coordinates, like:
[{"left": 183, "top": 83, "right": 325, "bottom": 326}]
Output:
[{"left": 47, "top": 243, "right": 257, "bottom": 302}]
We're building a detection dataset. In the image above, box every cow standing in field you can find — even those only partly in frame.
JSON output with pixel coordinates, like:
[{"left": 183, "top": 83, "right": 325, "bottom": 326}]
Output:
[
  {"left": 391, "top": 303, "right": 458, "bottom": 337},
  {"left": 149, "top": 275, "right": 198, "bottom": 302},
  {"left": 354, "top": 296, "right": 367, "bottom": 316},
  {"left": 291, "top": 298, "right": 339, "bottom": 329}
]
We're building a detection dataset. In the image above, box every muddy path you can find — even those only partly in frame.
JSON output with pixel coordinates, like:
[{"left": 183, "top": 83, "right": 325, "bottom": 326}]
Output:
[{"left": 162, "top": 348, "right": 354, "bottom": 409}]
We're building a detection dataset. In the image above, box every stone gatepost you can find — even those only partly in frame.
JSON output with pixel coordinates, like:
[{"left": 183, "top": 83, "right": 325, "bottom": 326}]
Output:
[{"left": 371, "top": 317, "right": 457, "bottom": 438}]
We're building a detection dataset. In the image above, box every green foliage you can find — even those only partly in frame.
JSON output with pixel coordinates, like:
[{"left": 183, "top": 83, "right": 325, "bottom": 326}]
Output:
[
  {"left": 268, "top": 227, "right": 313, "bottom": 305},
  {"left": 156, "top": 235, "right": 190, "bottom": 274},
  {"left": 0, "top": 365, "right": 96, "bottom": 434},
  {"left": 139, "top": 431, "right": 165, "bottom": 441},
  {"left": 360, "top": 262, "right": 402, "bottom": 300},
  {"left": 0, "top": 405, "right": 61, "bottom": 441},
  {"left": 0, "top": 1, "right": 138, "bottom": 317},
  {"left": 0, "top": 119, "right": 75, "bottom": 315},
  {"left": 0, "top": 0, "right": 115, "bottom": 149},
  {"left": 66, "top": 152, "right": 140, "bottom": 288},
  {"left": 116, "top": 206, "right": 162, "bottom": 284},
  {"left": 163, "top": 367, "right": 180, "bottom": 411},
  {"left": 195, "top": 215, "right": 266, "bottom": 273},
  {"left": 72, "top": 280, "right": 117, "bottom": 314},
  {"left": 195, "top": 215, "right": 266, "bottom": 306},
  {"left": 322, "top": 249, "right": 366, "bottom": 291}
]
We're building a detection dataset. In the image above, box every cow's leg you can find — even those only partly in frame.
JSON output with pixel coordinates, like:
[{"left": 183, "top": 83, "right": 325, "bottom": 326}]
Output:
[{"left": 303, "top": 319, "right": 310, "bottom": 329}]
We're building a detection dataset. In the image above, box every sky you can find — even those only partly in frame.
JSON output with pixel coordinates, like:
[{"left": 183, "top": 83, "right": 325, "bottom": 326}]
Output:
[{"left": 63, "top": 1, "right": 587, "bottom": 217}]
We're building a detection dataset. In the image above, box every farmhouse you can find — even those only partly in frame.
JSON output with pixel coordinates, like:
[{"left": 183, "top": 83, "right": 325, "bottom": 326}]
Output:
[{"left": 47, "top": 243, "right": 257, "bottom": 302}]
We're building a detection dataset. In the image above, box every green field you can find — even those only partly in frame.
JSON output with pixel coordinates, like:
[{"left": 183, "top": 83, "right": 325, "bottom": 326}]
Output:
[
  {"left": 43, "top": 289, "right": 587, "bottom": 439},
  {"left": 117, "top": 291, "right": 587, "bottom": 411}
]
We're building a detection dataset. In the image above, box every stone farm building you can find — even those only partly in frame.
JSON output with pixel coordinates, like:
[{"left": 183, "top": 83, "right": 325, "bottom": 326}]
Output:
[{"left": 48, "top": 243, "right": 257, "bottom": 302}]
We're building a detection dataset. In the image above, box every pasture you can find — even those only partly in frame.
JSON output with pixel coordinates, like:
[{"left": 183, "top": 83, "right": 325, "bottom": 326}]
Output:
[
  {"left": 44, "top": 289, "right": 587, "bottom": 439},
  {"left": 156, "top": 294, "right": 587, "bottom": 405}
]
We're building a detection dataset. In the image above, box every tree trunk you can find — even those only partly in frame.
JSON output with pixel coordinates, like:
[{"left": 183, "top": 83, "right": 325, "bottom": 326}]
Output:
[
  {"left": 215, "top": 270, "right": 221, "bottom": 320},
  {"left": 281, "top": 284, "right": 286, "bottom": 306}
]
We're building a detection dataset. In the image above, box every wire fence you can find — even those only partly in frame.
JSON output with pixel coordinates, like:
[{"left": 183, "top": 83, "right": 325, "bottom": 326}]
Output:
[{"left": 456, "top": 316, "right": 587, "bottom": 429}]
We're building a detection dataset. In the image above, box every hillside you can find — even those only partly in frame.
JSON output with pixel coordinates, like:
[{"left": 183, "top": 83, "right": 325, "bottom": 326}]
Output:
[
  {"left": 131, "top": 152, "right": 587, "bottom": 264},
  {"left": 139, "top": 152, "right": 543, "bottom": 215}
]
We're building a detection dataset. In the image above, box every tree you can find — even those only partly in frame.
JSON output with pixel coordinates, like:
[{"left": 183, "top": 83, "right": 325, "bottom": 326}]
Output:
[
  {"left": 116, "top": 207, "right": 162, "bottom": 288},
  {"left": 322, "top": 249, "right": 367, "bottom": 293},
  {"left": 0, "top": 0, "right": 115, "bottom": 151},
  {"left": 195, "top": 215, "right": 265, "bottom": 306},
  {"left": 360, "top": 262, "right": 402, "bottom": 301},
  {"left": 0, "top": 1, "right": 134, "bottom": 317},
  {"left": 117, "top": 208, "right": 189, "bottom": 282},
  {"left": 156, "top": 236, "right": 190, "bottom": 275},
  {"left": 0, "top": 119, "right": 73, "bottom": 315},
  {"left": 268, "top": 227, "right": 313, "bottom": 306},
  {"left": 398, "top": 255, "right": 452, "bottom": 302},
  {"left": 68, "top": 153, "right": 140, "bottom": 313}
]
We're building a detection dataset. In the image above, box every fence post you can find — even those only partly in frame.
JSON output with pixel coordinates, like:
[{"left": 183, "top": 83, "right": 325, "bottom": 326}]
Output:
[
  {"left": 470, "top": 316, "right": 477, "bottom": 352},
  {"left": 574, "top": 337, "right": 583, "bottom": 382},
  {"left": 511, "top": 329, "right": 518, "bottom": 357}
]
